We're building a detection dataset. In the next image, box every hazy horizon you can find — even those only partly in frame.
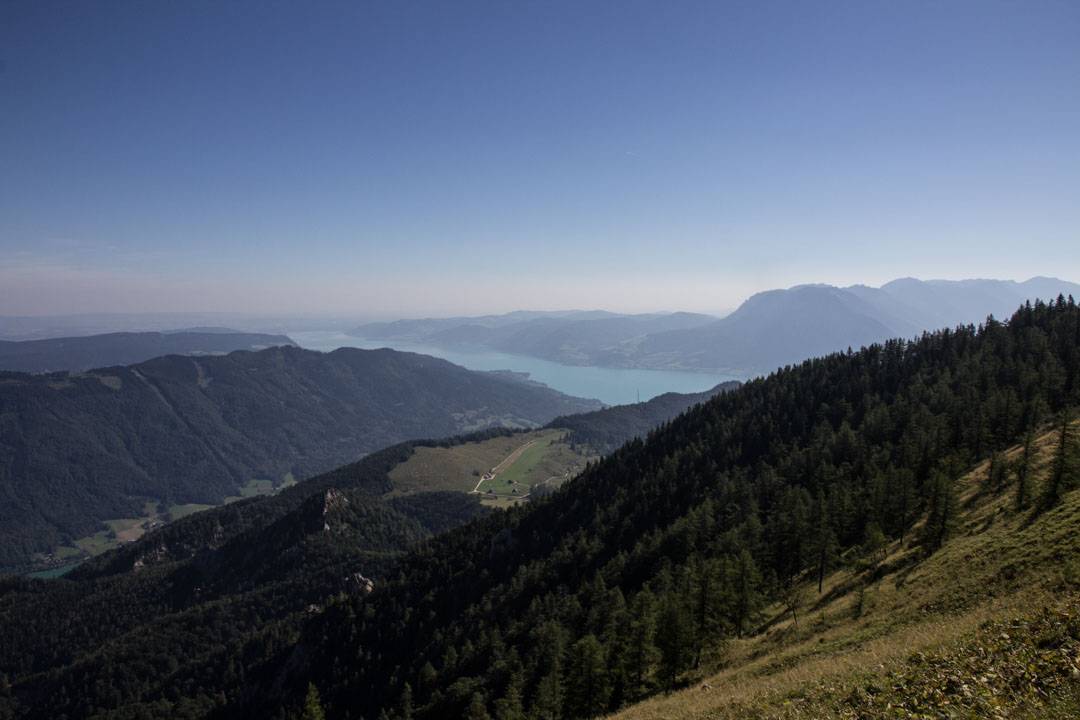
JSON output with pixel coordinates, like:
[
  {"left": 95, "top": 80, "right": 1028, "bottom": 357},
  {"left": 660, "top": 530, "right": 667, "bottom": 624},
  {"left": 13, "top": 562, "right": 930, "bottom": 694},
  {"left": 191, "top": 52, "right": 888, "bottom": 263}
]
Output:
[
  {"left": 2, "top": 273, "right": 1080, "bottom": 325},
  {"left": 4, "top": 1, "right": 1079, "bottom": 317}
]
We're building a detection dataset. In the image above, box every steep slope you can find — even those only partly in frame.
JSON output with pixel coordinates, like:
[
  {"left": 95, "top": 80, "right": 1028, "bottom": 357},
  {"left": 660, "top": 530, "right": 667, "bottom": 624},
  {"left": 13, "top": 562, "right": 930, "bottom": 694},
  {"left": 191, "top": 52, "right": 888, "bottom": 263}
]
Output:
[
  {"left": 611, "top": 420, "right": 1080, "bottom": 720},
  {"left": 0, "top": 330, "right": 296, "bottom": 373},
  {"left": 0, "top": 347, "right": 600, "bottom": 568}
]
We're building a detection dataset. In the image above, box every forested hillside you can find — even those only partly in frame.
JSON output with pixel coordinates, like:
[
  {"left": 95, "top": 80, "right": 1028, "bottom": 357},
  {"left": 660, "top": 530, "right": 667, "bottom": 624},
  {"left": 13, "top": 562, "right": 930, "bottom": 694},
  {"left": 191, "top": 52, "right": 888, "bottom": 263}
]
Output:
[
  {"left": 0, "top": 330, "right": 296, "bottom": 373},
  {"left": 0, "top": 298, "right": 1077, "bottom": 720},
  {"left": 262, "top": 297, "right": 1079, "bottom": 720},
  {"left": 549, "top": 380, "right": 741, "bottom": 453},
  {"left": 0, "top": 347, "right": 600, "bottom": 568},
  {"left": 0, "top": 435, "right": 493, "bottom": 720}
]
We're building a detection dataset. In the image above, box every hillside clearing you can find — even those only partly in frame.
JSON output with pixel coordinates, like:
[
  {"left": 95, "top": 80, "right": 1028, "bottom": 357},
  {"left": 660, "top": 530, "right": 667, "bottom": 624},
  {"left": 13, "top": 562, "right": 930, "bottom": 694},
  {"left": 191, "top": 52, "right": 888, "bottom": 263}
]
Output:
[{"left": 389, "top": 429, "right": 594, "bottom": 504}]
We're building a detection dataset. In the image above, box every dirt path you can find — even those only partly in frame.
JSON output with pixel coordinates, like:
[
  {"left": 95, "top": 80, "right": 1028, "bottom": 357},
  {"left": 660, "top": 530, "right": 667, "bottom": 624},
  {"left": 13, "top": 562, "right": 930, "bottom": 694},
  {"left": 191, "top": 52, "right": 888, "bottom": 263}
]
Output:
[{"left": 471, "top": 439, "right": 539, "bottom": 493}]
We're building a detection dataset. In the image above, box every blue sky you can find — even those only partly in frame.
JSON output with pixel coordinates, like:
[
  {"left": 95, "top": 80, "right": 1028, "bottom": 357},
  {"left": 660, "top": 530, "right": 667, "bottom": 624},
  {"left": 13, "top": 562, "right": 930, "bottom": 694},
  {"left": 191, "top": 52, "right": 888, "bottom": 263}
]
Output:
[{"left": 2, "top": 1, "right": 1078, "bottom": 317}]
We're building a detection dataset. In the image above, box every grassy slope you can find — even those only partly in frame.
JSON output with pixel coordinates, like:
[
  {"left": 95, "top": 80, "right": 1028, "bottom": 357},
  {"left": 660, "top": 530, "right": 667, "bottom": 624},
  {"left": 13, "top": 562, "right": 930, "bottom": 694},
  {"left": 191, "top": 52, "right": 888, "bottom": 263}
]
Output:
[
  {"left": 389, "top": 429, "right": 592, "bottom": 503},
  {"left": 611, "top": 421, "right": 1080, "bottom": 720}
]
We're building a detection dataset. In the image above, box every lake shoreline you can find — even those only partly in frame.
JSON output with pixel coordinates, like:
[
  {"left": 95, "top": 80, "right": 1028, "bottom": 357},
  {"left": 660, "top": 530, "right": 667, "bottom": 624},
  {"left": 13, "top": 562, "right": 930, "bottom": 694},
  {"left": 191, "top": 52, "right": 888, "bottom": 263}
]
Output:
[{"left": 288, "top": 330, "right": 743, "bottom": 406}]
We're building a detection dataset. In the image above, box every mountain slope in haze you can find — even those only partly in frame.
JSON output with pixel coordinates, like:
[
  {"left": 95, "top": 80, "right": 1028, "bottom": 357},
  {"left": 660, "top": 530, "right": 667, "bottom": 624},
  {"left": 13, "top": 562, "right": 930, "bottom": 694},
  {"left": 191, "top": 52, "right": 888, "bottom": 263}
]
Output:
[
  {"left": 0, "top": 330, "right": 296, "bottom": 373},
  {"left": 0, "top": 346, "right": 601, "bottom": 568},
  {"left": 635, "top": 285, "right": 901, "bottom": 372},
  {"left": 636, "top": 276, "right": 1080, "bottom": 373},
  {"left": 353, "top": 310, "right": 629, "bottom": 341},
  {"left": 353, "top": 310, "right": 719, "bottom": 366},
  {"left": 3, "top": 299, "right": 1076, "bottom": 719},
  {"left": 877, "top": 276, "right": 1079, "bottom": 330},
  {"left": 352, "top": 277, "right": 1080, "bottom": 375}
]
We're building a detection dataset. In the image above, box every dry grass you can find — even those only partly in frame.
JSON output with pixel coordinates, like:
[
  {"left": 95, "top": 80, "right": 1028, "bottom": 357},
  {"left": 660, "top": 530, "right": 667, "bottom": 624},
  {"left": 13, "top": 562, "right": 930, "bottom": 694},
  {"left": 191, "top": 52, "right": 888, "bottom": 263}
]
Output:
[{"left": 389, "top": 429, "right": 591, "bottom": 498}]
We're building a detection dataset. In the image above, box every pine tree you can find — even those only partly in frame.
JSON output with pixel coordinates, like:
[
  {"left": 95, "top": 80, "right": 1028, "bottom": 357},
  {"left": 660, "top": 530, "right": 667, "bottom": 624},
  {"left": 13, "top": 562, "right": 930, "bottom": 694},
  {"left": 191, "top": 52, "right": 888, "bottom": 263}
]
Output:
[
  {"left": 861, "top": 521, "right": 888, "bottom": 572},
  {"left": 532, "top": 621, "right": 567, "bottom": 720},
  {"left": 601, "top": 589, "right": 631, "bottom": 710},
  {"left": 921, "top": 467, "right": 959, "bottom": 553},
  {"left": 778, "top": 581, "right": 806, "bottom": 628},
  {"left": 656, "top": 593, "right": 691, "bottom": 691},
  {"left": 810, "top": 493, "right": 837, "bottom": 593},
  {"left": 492, "top": 674, "right": 525, "bottom": 720},
  {"left": 418, "top": 661, "right": 438, "bottom": 703},
  {"left": 300, "top": 683, "right": 326, "bottom": 720},
  {"left": 532, "top": 670, "right": 563, "bottom": 720},
  {"left": 733, "top": 549, "right": 763, "bottom": 636},
  {"left": 689, "top": 555, "right": 725, "bottom": 667},
  {"left": 1041, "top": 408, "right": 1076, "bottom": 509},
  {"left": 887, "top": 467, "right": 917, "bottom": 544},
  {"left": 563, "top": 634, "right": 610, "bottom": 718},
  {"left": 398, "top": 682, "right": 413, "bottom": 720},
  {"left": 987, "top": 450, "right": 1008, "bottom": 491},
  {"left": 623, "top": 589, "right": 658, "bottom": 699},
  {"left": 467, "top": 693, "right": 491, "bottom": 720}
]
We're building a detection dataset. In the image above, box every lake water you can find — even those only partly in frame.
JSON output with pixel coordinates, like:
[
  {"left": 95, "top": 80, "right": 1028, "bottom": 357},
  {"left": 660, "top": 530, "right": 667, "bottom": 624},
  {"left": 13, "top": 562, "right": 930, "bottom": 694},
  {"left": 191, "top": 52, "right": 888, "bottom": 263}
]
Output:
[{"left": 289, "top": 330, "right": 741, "bottom": 406}]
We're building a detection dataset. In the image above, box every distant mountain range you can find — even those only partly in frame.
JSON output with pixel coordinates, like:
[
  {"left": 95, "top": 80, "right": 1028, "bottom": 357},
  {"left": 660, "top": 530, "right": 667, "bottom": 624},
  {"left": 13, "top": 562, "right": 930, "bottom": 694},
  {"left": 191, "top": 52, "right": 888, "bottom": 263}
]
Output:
[
  {"left": 0, "top": 330, "right": 296, "bottom": 373},
  {"left": 352, "top": 310, "right": 717, "bottom": 366},
  {"left": 351, "top": 277, "right": 1080, "bottom": 374},
  {"left": 0, "top": 346, "right": 601, "bottom": 568}
]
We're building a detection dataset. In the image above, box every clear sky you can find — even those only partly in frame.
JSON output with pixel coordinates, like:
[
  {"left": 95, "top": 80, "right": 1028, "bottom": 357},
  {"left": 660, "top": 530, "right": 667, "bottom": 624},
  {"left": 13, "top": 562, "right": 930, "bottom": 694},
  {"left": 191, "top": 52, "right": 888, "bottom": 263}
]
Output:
[{"left": 2, "top": 1, "right": 1078, "bottom": 318}]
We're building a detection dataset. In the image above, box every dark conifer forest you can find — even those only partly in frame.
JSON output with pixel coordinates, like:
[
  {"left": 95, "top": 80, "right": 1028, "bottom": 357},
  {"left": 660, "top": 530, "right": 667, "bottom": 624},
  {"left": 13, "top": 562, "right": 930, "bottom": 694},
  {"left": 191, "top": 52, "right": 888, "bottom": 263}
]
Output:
[
  {"left": 268, "top": 298, "right": 1080, "bottom": 720},
  {"left": 547, "top": 380, "right": 741, "bottom": 454},
  {"left": 0, "top": 298, "right": 1078, "bottom": 720}
]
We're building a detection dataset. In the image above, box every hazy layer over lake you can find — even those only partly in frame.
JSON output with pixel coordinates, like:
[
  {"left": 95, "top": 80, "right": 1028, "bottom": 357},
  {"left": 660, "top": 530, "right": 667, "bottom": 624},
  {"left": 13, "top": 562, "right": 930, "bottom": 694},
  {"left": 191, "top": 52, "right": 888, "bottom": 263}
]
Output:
[{"left": 289, "top": 330, "right": 741, "bottom": 406}]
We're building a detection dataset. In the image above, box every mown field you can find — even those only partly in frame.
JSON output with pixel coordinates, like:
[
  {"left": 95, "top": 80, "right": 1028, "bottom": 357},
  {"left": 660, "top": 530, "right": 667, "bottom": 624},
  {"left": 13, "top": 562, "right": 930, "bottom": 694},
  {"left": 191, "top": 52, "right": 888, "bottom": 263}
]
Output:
[{"left": 389, "top": 428, "right": 593, "bottom": 506}]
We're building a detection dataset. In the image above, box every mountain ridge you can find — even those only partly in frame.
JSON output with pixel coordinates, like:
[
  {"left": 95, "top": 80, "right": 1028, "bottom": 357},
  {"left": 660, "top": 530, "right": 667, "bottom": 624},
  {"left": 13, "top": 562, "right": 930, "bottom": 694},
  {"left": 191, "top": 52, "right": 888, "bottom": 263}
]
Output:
[
  {"left": 350, "top": 277, "right": 1080, "bottom": 374},
  {"left": 0, "top": 330, "right": 297, "bottom": 373},
  {"left": 0, "top": 346, "right": 601, "bottom": 568}
]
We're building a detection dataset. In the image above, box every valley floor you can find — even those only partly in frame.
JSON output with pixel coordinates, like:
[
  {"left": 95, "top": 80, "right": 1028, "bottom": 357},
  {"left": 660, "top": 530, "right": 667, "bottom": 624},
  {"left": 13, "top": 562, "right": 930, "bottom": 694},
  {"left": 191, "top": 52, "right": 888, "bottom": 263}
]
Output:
[{"left": 26, "top": 474, "right": 296, "bottom": 576}]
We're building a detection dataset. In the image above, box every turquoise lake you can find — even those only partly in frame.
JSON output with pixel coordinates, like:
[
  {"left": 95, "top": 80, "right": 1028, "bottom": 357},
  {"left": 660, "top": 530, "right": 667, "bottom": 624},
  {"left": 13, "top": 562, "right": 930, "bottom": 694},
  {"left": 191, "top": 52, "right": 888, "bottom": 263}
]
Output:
[{"left": 289, "top": 330, "right": 742, "bottom": 406}]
